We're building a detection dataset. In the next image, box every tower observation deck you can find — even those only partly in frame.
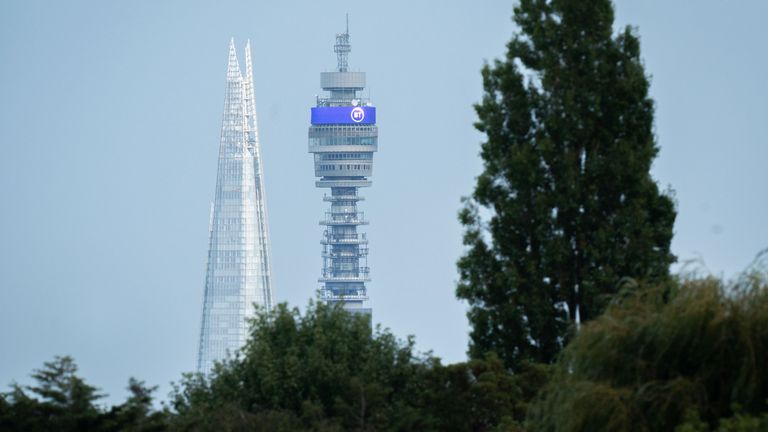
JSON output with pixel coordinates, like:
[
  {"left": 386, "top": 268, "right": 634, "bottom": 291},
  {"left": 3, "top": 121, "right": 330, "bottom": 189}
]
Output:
[{"left": 309, "top": 23, "right": 378, "bottom": 314}]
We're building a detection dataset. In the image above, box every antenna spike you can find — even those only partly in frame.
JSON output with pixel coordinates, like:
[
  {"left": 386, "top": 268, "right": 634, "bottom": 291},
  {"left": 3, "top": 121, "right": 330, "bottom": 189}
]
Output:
[{"left": 334, "top": 17, "right": 351, "bottom": 72}]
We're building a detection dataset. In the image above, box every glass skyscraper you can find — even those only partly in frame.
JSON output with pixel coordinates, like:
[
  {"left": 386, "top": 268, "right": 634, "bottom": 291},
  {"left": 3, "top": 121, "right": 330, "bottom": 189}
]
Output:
[
  {"left": 309, "top": 25, "right": 378, "bottom": 314},
  {"left": 197, "top": 39, "right": 273, "bottom": 372}
]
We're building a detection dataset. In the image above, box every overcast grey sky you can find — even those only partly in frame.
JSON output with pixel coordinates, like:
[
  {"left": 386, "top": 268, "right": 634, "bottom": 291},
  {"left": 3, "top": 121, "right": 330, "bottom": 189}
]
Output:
[{"left": 1, "top": 0, "right": 766, "bottom": 405}]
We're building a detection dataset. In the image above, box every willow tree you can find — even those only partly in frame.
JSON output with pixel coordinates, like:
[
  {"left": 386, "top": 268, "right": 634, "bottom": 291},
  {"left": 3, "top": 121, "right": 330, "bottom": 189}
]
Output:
[
  {"left": 457, "top": 0, "right": 676, "bottom": 370},
  {"left": 527, "top": 274, "right": 768, "bottom": 431}
]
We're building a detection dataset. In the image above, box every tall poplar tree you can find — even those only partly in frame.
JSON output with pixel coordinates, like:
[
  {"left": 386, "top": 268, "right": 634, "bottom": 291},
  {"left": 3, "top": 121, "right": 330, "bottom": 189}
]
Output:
[{"left": 457, "top": 0, "right": 676, "bottom": 370}]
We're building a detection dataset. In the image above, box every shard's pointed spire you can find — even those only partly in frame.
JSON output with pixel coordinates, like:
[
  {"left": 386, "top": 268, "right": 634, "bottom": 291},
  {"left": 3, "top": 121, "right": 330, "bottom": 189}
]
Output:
[
  {"left": 226, "top": 37, "right": 242, "bottom": 81},
  {"left": 243, "top": 39, "right": 259, "bottom": 152},
  {"left": 198, "top": 38, "right": 274, "bottom": 373},
  {"left": 241, "top": 38, "right": 273, "bottom": 313},
  {"left": 221, "top": 37, "right": 245, "bottom": 157},
  {"left": 244, "top": 39, "right": 254, "bottom": 90},
  {"left": 243, "top": 39, "right": 258, "bottom": 129}
]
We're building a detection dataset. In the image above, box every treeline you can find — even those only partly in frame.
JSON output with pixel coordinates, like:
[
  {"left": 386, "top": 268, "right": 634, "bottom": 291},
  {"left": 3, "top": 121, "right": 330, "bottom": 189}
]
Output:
[
  {"left": 2, "top": 274, "right": 768, "bottom": 431},
  {"left": 3, "top": 0, "right": 768, "bottom": 430},
  {"left": 169, "top": 275, "right": 768, "bottom": 431},
  {"left": 0, "top": 357, "right": 167, "bottom": 431}
]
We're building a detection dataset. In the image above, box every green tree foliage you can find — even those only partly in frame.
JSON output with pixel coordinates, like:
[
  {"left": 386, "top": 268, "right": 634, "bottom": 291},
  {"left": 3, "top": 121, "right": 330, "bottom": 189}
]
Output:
[
  {"left": 170, "top": 302, "right": 425, "bottom": 431},
  {"left": 457, "top": 0, "right": 676, "bottom": 370},
  {"left": 102, "top": 378, "right": 169, "bottom": 431},
  {"left": 0, "top": 356, "right": 168, "bottom": 432},
  {"left": 0, "top": 304, "right": 538, "bottom": 432},
  {"left": 417, "top": 354, "right": 550, "bottom": 432},
  {"left": 169, "top": 302, "right": 530, "bottom": 431},
  {"left": 0, "top": 356, "right": 103, "bottom": 431},
  {"left": 527, "top": 273, "right": 768, "bottom": 431}
]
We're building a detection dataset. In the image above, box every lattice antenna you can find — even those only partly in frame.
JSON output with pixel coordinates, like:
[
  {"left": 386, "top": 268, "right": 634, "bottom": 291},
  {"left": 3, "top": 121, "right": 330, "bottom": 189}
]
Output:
[{"left": 334, "top": 14, "right": 351, "bottom": 72}]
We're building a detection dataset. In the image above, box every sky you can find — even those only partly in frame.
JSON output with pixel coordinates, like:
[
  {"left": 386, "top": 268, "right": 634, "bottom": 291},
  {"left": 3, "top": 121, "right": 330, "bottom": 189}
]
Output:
[{"left": 1, "top": 0, "right": 766, "bottom": 406}]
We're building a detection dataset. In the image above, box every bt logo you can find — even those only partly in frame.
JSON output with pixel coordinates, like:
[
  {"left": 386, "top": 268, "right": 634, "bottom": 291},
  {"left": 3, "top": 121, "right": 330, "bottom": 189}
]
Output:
[{"left": 350, "top": 107, "right": 365, "bottom": 123}]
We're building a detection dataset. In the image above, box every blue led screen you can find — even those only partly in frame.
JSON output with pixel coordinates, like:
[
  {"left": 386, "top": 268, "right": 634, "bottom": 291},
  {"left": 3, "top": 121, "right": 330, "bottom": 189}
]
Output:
[{"left": 311, "top": 106, "right": 376, "bottom": 125}]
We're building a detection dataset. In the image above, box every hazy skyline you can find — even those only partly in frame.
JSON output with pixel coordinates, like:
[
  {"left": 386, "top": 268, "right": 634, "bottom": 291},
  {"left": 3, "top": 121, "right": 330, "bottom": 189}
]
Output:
[{"left": 1, "top": 0, "right": 766, "bottom": 404}]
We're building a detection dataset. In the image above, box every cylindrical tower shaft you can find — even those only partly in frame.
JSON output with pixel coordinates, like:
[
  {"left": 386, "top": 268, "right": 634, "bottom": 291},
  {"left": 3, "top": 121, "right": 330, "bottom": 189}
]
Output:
[{"left": 309, "top": 25, "right": 378, "bottom": 314}]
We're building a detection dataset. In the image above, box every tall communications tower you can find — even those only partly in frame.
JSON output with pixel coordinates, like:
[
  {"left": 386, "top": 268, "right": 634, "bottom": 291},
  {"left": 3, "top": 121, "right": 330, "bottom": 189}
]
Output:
[
  {"left": 198, "top": 39, "right": 274, "bottom": 372},
  {"left": 309, "top": 22, "right": 378, "bottom": 314}
]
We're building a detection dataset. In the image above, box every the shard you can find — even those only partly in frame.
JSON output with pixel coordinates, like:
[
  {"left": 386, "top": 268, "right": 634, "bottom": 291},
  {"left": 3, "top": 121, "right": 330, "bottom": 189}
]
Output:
[{"left": 197, "top": 39, "right": 273, "bottom": 373}]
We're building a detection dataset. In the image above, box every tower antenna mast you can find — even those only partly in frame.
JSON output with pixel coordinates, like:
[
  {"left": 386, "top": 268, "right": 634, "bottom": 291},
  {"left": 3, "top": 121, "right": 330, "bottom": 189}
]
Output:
[{"left": 334, "top": 14, "right": 351, "bottom": 72}]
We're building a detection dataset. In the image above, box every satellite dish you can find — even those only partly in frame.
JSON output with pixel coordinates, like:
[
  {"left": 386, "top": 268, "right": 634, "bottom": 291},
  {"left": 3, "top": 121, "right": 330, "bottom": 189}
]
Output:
[{"left": 351, "top": 99, "right": 359, "bottom": 106}]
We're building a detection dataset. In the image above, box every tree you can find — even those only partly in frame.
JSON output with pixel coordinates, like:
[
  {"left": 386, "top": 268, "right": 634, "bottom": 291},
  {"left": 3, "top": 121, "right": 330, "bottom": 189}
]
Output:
[
  {"left": 527, "top": 272, "right": 768, "bottom": 431},
  {"left": 457, "top": 0, "right": 676, "bottom": 370},
  {"left": 169, "top": 302, "right": 532, "bottom": 431},
  {"left": 27, "top": 355, "right": 103, "bottom": 431},
  {"left": 170, "top": 302, "right": 430, "bottom": 431},
  {"left": 416, "top": 353, "right": 545, "bottom": 432},
  {"left": 103, "top": 378, "right": 169, "bottom": 431},
  {"left": 0, "top": 356, "right": 169, "bottom": 432}
]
